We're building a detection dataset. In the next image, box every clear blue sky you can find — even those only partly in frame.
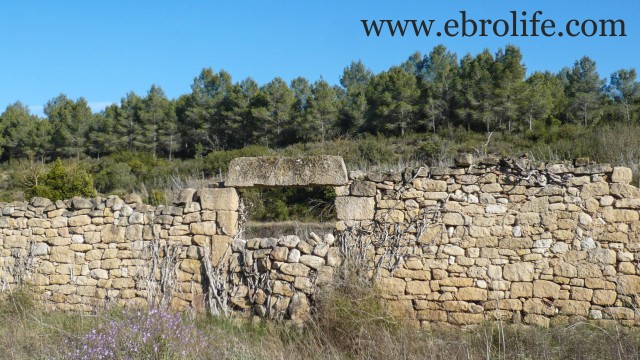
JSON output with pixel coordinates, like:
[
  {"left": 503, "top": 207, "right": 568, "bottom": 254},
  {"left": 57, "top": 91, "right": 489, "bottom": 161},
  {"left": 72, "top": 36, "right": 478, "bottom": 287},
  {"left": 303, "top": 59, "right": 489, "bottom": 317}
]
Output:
[{"left": 1, "top": 0, "right": 638, "bottom": 116}]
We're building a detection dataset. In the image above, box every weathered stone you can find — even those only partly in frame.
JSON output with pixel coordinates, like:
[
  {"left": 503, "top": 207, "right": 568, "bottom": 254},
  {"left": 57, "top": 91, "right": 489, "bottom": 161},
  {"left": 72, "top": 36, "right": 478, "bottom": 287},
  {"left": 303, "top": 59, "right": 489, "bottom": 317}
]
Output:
[
  {"left": 226, "top": 156, "right": 348, "bottom": 187},
  {"left": 406, "top": 281, "right": 431, "bottom": 295},
  {"left": 414, "top": 179, "right": 448, "bottom": 192},
  {"left": 533, "top": 280, "right": 561, "bottom": 299},
  {"left": 287, "top": 248, "right": 301, "bottom": 263},
  {"left": 101, "top": 225, "right": 126, "bottom": 243},
  {"left": 68, "top": 215, "right": 91, "bottom": 227},
  {"left": 556, "top": 300, "right": 590, "bottom": 316},
  {"left": 197, "top": 188, "right": 239, "bottom": 211},
  {"left": 486, "top": 204, "right": 507, "bottom": 214},
  {"left": 524, "top": 314, "right": 550, "bottom": 327},
  {"left": 31, "top": 197, "right": 53, "bottom": 208},
  {"left": 4, "top": 235, "right": 27, "bottom": 248},
  {"left": 175, "top": 188, "right": 197, "bottom": 205},
  {"left": 614, "top": 199, "right": 640, "bottom": 209},
  {"left": 217, "top": 211, "right": 238, "bottom": 236},
  {"left": 503, "top": 263, "right": 534, "bottom": 282},
  {"left": 124, "top": 193, "right": 143, "bottom": 204},
  {"left": 454, "top": 153, "right": 474, "bottom": 167},
  {"left": 125, "top": 225, "right": 143, "bottom": 241},
  {"left": 180, "top": 259, "right": 201, "bottom": 274},
  {"left": 511, "top": 282, "right": 533, "bottom": 298},
  {"left": 211, "top": 236, "right": 232, "bottom": 266},
  {"left": 278, "top": 235, "right": 300, "bottom": 248},
  {"left": 289, "top": 293, "right": 310, "bottom": 322},
  {"left": 350, "top": 181, "right": 377, "bottom": 196},
  {"left": 438, "top": 278, "right": 472, "bottom": 287},
  {"left": 376, "top": 277, "right": 406, "bottom": 296},
  {"left": 270, "top": 247, "right": 289, "bottom": 262},
  {"left": 50, "top": 247, "right": 75, "bottom": 263},
  {"left": 611, "top": 167, "right": 633, "bottom": 184},
  {"left": 190, "top": 221, "right": 216, "bottom": 236},
  {"left": 279, "top": 263, "right": 311, "bottom": 277},
  {"left": 592, "top": 289, "right": 616, "bottom": 305},
  {"left": 72, "top": 198, "right": 94, "bottom": 210},
  {"left": 335, "top": 197, "right": 375, "bottom": 221},
  {"left": 442, "top": 213, "right": 466, "bottom": 226},
  {"left": 449, "top": 312, "right": 484, "bottom": 325},
  {"left": 299, "top": 255, "right": 325, "bottom": 269},
  {"left": 617, "top": 275, "right": 640, "bottom": 295},
  {"left": 610, "top": 183, "right": 640, "bottom": 198},
  {"left": 442, "top": 245, "right": 464, "bottom": 256},
  {"left": 523, "top": 298, "right": 556, "bottom": 316},
  {"left": 456, "top": 287, "right": 487, "bottom": 301}
]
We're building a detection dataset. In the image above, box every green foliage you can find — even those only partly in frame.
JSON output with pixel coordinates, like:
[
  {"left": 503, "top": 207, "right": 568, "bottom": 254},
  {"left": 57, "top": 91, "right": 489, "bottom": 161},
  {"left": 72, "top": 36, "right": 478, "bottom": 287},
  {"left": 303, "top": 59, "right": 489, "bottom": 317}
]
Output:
[
  {"left": 93, "top": 161, "right": 137, "bottom": 194},
  {"left": 27, "top": 158, "right": 96, "bottom": 201},
  {"left": 241, "top": 186, "right": 336, "bottom": 222},
  {"left": 148, "top": 188, "right": 166, "bottom": 206},
  {"left": 202, "top": 145, "right": 272, "bottom": 176}
]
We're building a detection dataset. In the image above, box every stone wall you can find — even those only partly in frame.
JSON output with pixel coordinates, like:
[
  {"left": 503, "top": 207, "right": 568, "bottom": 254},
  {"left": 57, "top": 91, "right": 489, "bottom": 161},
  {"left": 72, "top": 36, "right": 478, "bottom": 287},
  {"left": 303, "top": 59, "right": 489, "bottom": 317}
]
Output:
[
  {"left": 2, "top": 155, "right": 640, "bottom": 328},
  {"left": 0, "top": 188, "right": 240, "bottom": 312},
  {"left": 332, "top": 156, "right": 640, "bottom": 327}
]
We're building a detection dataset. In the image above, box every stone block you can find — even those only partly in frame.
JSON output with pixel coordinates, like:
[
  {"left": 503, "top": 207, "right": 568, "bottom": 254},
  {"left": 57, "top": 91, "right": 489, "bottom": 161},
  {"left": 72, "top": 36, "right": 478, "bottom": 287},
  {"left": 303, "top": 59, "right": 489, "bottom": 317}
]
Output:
[
  {"left": 350, "top": 181, "right": 377, "bottom": 196},
  {"left": 592, "top": 289, "right": 616, "bottom": 305},
  {"left": 456, "top": 287, "right": 487, "bottom": 301},
  {"left": 533, "top": 280, "right": 561, "bottom": 298},
  {"left": 511, "top": 282, "right": 533, "bottom": 298},
  {"left": 556, "top": 300, "right": 590, "bottom": 316},
  {"left": 406, "top": 281, "right": 431, "bottom": 295},
  {"left": 197, "top": 188, "right": 239, "bottom": 211},
  {"left": 68, "top": 215, "right": 91, "bottom": 227},
  {"left": 376, "top": 277, "right": 406, "bottom": 296},
  {"left": 617, "top": 275, "right": 640, "bottom": 295},
  {"left": 226, "top": 156, "right": 348, "bottom": 187},
  {"left": 175, "top": 188, "right": 197, "bottom": 205},
  {"left": 335, "top": 196, "right": 375, "bottom": 221},
  {"left": 190, "top": 221, "right": 216, "bottom": 236},
  {"left": 217, "top": 211, "right": 238, "bottom": 236},
  {"left": 279, "top": 263, "right": 311, "bottom": 277},
  {"left": 414, "top": 179, "right": 447, "bottom": 192},
  {"left": 503, "top": 263, "right": 534, "bottom": 282},
  {"left": 299, "top": 255, "right": 325, "bottom": 269},
  {"left": 101, "top": 225, "right": 126, "bottom": 243},
  {"left": 611, "top": 167, "right": 633, "bottom": 184},
  {"left": 289, "top": 293, "right": 310, "bottom": 322},
  {"left": 449, "top": 312, "right": 484, "bottom": 325},
  {"left": 50, "top": 247, "right": 75, "bottom": 263},
  {"left": 211, "top": 235, "right": 232, "bottom": 266}
]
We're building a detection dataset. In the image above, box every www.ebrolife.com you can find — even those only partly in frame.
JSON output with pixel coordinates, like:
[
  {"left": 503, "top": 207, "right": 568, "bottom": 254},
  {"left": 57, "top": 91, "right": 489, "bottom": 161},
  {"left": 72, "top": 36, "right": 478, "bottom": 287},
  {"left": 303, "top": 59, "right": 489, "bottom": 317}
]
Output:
[{"left": 362, "top": 11, "right": 626, "bottom": 38}]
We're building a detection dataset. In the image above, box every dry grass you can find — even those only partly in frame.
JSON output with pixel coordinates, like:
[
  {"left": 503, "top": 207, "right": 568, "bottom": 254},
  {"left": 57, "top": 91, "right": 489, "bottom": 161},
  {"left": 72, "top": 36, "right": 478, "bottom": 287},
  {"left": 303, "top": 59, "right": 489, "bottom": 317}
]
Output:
[
  {"left": 3, "top": 284, "right": 640, "bottom": 359},
  {"left": 244, "top": 221, "right": 335, "bottom": 239}
]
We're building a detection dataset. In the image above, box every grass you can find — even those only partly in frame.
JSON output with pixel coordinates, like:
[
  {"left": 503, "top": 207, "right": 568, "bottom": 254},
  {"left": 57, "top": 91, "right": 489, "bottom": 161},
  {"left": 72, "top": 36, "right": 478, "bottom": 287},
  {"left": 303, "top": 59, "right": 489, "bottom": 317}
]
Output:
[
  {"left": 4, "top": 281, "right": 640, "bottom": 359},
  {"left": 244, "top": 221, "right": 335, "bottom": 239}
]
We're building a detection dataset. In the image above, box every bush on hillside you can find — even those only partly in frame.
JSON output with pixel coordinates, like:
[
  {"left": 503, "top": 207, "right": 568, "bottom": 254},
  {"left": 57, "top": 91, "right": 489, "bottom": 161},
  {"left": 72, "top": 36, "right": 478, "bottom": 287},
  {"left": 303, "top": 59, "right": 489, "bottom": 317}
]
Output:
[{"left": 27, "top": 158, "right": 96, "bottom": 201}]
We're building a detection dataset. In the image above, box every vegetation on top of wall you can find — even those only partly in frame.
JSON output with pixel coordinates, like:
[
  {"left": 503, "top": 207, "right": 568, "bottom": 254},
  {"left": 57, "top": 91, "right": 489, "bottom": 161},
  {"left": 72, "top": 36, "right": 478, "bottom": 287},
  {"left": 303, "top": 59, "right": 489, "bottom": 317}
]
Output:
[{"left": 26, "top": 158, "right": 96, "bottom": 201}]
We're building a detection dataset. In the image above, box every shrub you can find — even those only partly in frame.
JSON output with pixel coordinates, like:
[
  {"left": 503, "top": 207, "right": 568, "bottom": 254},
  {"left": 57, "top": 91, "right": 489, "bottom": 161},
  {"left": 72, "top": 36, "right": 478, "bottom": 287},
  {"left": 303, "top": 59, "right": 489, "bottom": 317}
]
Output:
[
  {"left": 93, "top": 161, "right": 137, "bottom": 194},
  {"left": 27, "top": 158, "right": 96, "bottom": 201},
  {"left": 148, "top": 188, "right": 166, "bottom": 206}
]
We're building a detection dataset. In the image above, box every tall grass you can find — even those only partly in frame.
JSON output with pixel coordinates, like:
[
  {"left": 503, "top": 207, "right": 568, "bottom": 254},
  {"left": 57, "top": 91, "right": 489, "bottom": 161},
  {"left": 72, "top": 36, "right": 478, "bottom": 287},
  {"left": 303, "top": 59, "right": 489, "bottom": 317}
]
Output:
[{"left": 2, "top": 285, "right": 640, "bottom": 359}]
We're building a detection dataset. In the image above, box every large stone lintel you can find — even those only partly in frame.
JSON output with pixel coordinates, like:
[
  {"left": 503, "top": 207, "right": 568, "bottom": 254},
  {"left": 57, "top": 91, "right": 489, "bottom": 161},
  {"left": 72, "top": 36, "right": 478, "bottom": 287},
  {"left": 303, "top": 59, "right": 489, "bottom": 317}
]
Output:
[{"left": 225, "top": 156, "right": 348, "bottom": 187}]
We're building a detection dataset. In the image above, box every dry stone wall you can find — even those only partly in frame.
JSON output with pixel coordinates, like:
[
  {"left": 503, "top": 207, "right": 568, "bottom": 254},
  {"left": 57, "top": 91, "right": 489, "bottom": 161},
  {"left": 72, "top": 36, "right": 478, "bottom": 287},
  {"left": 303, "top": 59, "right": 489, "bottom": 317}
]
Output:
[
  {"left": 0, "top": 188, "right": 240, "bottom": 313},
  {"left": 333, "top": 156, "right": 640, "bottom": 327},
  {"left": 2, "top": 155, "right": 640, "bottom": 328}
]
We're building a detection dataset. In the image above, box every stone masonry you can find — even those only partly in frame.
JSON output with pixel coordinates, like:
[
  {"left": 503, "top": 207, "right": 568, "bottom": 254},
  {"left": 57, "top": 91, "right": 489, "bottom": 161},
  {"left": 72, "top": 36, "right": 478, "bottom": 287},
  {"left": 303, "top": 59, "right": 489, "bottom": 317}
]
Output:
[{"left": 2, "top": 155, "right": 640, "bottom": 328}]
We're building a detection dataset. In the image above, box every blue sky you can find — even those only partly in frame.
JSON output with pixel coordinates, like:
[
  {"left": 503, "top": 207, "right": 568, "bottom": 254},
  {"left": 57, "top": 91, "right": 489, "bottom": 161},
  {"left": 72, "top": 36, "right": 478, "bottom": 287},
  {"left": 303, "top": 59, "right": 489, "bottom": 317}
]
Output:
[{"left": 1, "top": 1, "right": 638, "bottom": 116}]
